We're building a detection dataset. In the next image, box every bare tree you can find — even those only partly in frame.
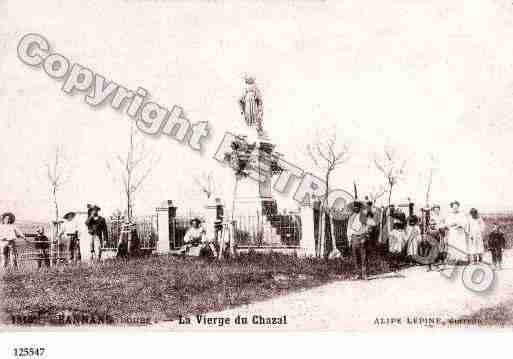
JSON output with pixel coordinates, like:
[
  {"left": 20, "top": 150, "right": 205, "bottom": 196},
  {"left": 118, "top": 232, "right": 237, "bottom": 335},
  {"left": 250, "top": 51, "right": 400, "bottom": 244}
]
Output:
[
  {"left": 306, "top": 128, "right": 351, "bottom": 258},
  {"left": 373, "top": 145, "right": 407, "bottom": 207},
  {"left": 45, "top": 145, "right": 72, "bottom": 222},
  {"left": 424, "top": 154, "right": 438, "bottom": 207},
  {"left": 193, "top": 171, "right": 217, "bottom": 200},
  {"left": 367, "top": 184, "right": 387, "bottom": 206},
  {"left": 107, "top": 124, "right": 160, "bottom": 221}
]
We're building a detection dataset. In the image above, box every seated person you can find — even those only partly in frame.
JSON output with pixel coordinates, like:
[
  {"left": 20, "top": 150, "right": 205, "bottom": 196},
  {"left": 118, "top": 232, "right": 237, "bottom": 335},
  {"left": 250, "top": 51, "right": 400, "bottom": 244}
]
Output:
[{"left": 179, "top": 218, "right": 216, "bottom": 257}]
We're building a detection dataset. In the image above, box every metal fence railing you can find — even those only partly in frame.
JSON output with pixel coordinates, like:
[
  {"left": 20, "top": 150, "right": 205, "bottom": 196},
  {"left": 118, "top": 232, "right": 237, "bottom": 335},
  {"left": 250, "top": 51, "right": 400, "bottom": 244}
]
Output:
[
  {"left": 9, "top": 216, "right": 159, "bottom": 270},
  {"left": 232, "top": 213, "right": 302, "bottom": 248},
  {"left": 105, "top": 216, "right": 159, "bottom": 251}
]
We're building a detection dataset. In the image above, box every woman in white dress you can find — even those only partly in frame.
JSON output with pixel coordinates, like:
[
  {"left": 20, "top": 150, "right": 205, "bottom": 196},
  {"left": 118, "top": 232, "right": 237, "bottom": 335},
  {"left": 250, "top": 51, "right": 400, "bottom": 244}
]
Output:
[
  {"left": 406, "top": 215, "right": 422, "bottom": 260},
  {"left": 387, "top": 206, "right": 407, "bottom": 254},
  {"left": 445, "top": 201, "right": 468, "bottom": 263},
  {"left": 467, "top": 208, "right": 485, "bottom": 263}
]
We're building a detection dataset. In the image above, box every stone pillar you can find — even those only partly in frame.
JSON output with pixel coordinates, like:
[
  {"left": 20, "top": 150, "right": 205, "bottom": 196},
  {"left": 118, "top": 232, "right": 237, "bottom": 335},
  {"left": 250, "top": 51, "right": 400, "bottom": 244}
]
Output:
[
  {"left": 156, "top": 200, "right": 176, "bottom": 254},
  {"left": 168, "top": 201, "right": 177, "bottom": 249},
  {"left": 203, "top": 200, "right": 218, "bottom": 243},
  {"left": 299, "top": 201, "right": 316, "bottom": 257},
  {"left": 204, "top": 198, "right": 224, "bottom": 258}
]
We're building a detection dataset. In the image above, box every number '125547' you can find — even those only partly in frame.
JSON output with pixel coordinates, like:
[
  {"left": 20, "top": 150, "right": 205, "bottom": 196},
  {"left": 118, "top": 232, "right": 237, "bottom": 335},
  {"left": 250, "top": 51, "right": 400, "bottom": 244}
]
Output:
[{"left": 13, "top": 348, "right": 45, "bottom": 357}]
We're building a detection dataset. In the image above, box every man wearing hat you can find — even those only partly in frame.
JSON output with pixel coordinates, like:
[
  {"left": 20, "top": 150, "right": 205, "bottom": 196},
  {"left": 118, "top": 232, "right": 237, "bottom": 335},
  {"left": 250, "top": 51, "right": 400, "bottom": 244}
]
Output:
[
  {"left": 347, "top": 202, "right": 376, "bottom": 279},
  {"left": 59, "top": 212, "right": 80, "bottom": 263},
  {"left": 0, "top": 212, "right": 26, "bottom": 268},
  {"left": 85, "top": 205, "right": 109, "bottom": 261}
]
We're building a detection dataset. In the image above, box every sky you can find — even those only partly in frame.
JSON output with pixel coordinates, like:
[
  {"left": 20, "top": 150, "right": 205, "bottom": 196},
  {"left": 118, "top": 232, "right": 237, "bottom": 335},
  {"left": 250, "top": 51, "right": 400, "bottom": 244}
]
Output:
[{"left": 1, "top": 0, "right": 513, "bottom": 221}]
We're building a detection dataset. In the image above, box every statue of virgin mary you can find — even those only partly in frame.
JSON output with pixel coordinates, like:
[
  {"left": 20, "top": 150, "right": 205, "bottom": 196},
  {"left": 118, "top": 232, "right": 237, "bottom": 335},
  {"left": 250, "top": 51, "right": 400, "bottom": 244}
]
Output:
[{"left": 239, "top": 74, "right": 264, "bottom": 135}]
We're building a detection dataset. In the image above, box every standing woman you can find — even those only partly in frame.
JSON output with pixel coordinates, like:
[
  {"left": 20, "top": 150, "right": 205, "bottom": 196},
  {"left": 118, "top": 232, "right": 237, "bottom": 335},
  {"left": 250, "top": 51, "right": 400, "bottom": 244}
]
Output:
[
  {"left": 429, "top": 205, "right": 447, "bottom": 263},
  {"left": 467, "top": 208, "right": 485, "bottom": 263},
  {"left": 445, "top": 201, "right": 468, "bottom": 263},
  {"left": 406, "top": 215, "right": 422, "bottom": 262}
]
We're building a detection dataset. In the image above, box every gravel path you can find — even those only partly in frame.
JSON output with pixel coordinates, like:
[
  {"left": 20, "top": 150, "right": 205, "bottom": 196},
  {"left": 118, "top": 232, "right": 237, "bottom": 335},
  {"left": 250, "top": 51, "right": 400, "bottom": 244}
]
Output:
[{"left": 152, "top": 250, "right": 513, "bottom": 331}]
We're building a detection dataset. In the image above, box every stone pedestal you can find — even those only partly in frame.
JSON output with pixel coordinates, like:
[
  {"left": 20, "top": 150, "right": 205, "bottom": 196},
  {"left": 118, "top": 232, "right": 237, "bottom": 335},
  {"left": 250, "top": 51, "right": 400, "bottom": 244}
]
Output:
[{"left": 233, "top": 139, "right": 277, "bottom": 217}]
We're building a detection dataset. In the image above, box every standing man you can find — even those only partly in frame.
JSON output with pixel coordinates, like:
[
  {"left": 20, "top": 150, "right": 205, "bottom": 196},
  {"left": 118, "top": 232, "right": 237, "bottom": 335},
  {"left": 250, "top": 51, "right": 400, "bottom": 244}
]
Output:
[
  {"left": 85, "top": 204, "right": 109, "bottom": 261},
  {"left": 0, "top": 212, "right": 26, "bottom": 268},
  {"left": 347, "top": 202, "right": 376, "bottom": 280}
]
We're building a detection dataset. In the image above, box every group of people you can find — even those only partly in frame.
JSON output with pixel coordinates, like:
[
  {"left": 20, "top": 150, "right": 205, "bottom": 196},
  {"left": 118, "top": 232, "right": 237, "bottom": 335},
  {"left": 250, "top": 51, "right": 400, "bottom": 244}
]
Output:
[
  {"left": 345, "top": 199, "right": 507, "bottom": 280},
  {"left": 0, "top": 212, "right": 50, "bottom": 269},
  {"left": 432, "top": 201, "right": 506, "bottom": 269},
  {"left": 1, "top": 198, "right": 508, "bottom": 275},
  {"left": 388, "top": 201, "right": 506, "bottom": 268},
  {"left": 0, "top": 204, "right": 110, "bottom": 269}
]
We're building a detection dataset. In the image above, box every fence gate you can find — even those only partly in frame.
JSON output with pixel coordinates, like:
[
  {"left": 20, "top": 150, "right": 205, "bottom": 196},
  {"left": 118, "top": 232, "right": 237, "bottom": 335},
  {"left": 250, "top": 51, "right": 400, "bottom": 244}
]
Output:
[{"left": 137, "top": 215, "right": 158, "bottom": 250}]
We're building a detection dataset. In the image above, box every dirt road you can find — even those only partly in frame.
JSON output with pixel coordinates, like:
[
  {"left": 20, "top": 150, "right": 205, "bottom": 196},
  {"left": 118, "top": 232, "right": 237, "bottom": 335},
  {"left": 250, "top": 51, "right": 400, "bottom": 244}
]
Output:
[{"left": 153, "top": 250, "right": 513, "bottom": 331}]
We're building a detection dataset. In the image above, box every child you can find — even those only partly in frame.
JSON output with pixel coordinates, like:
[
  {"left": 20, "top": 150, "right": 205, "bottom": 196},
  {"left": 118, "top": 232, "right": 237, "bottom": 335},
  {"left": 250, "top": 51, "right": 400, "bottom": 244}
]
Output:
[
  {"left": 488, "top": 223, "right": 505, "bottom": 270},
  {"left": 34, "top": 226, "right": 50, "bottom": 269},
  {"left": 467, "top": 208, "right": 485, "bottom": 263},
  {"left": 0, "top": 212, "right": 26, "bottom": 268}
]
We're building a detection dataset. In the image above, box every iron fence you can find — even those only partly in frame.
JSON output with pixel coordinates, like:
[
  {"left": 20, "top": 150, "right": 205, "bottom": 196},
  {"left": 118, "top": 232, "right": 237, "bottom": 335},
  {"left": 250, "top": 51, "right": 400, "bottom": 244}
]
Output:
[
  {"left": 105, "top": 216, "right": 159, "bottom": 251},
  {"left": 233, "top": 213, "right": 301, "bottom": 248}
]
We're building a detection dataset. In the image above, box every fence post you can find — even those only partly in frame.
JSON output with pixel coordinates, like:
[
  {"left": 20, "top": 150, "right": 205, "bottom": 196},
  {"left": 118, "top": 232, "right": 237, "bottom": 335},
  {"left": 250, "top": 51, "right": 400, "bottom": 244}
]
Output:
[
  {"left": 229, "top": 220, "right": 236, "bottom": 257},
  {"left": 168, "top": 201, "right": 177, "bottom": 249},
  {"left": 50, "top": 221, "right": 59, "bottom": 267},
  {"left": 299, "top": 200, "right": 316, "bottom": 257}
]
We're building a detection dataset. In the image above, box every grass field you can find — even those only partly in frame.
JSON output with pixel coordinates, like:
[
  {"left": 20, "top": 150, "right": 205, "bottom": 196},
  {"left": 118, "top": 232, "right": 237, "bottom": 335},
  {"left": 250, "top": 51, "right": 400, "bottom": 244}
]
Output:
[
  {"left": 1, "top": 250, "right": 403, "bottom": 326},
  {"left": 456, "top": 298, "right": 513, "bottom": 327}
]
